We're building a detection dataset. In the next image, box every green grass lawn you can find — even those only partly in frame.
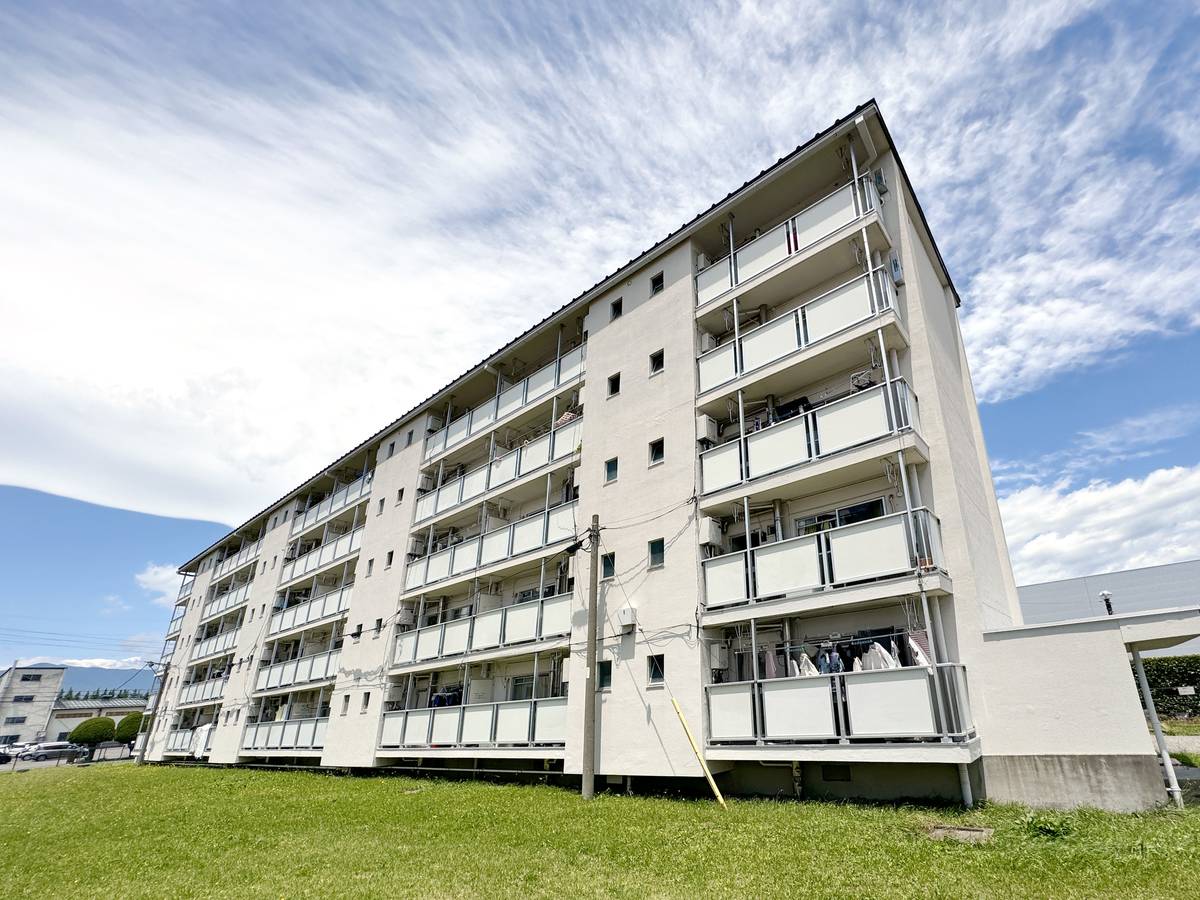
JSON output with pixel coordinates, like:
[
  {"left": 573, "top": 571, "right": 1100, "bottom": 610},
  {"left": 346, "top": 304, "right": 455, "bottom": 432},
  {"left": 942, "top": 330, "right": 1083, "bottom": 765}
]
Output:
[
  {"left": 2, "top": 764, "right": 1199, "bottom": 898},
  {"left": 1163, "top": 718, "right": 1200, "bottom": 736}
]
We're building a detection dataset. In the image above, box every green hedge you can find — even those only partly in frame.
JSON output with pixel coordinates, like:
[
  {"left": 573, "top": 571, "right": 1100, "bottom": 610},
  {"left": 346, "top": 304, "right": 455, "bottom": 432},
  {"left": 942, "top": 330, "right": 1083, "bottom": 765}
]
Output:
[
  {"left": 68, "top": 716, "right": 116, "bottom": 747},
  {"left": 114, "top": 712, "right": 144, "bottom": 744},
  {"left": 1141, "top": 655, "right": 1200, "bottom": 718}
]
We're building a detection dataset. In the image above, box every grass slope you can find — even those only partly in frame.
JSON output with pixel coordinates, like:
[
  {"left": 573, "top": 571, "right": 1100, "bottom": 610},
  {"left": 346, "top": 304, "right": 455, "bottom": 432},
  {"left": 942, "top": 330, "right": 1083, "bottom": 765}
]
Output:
[{"left": 2, "top": 765, "right": 1199, "bottom": 898}]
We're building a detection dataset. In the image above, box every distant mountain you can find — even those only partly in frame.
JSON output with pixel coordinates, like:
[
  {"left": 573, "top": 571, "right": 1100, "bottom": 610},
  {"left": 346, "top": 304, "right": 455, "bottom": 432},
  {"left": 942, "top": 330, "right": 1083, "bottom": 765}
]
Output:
[{"left": 59, "top": 666, "right": 155, "bottom": 694}]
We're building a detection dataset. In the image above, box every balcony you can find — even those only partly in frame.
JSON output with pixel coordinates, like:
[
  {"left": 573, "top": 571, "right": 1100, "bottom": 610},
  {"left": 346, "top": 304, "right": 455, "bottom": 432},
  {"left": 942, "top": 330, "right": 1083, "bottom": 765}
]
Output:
[
  {"left": 178, "top": 575, "right": 195, "bottom": 599},
  {"left": 179, "top": 677, "right": 227, "bottom": 706},
  {"left": 706, "top": 663, "right": 972, "bottom": 745},
  {"left": 379, "top": 697, "right": 568, "bottom": 751},
  {"left": 414, "top": 417, "right": 583, "bottom": 524},
  {"left": 700, "top": 378, "right": 920, "bottom": 495},
  {"left": 164, "top": 727, "right": 213, "bottom": 755},
  {"left": 165, "top": 609, "right": 185, "bottom": 638},
  {"left": 213, "top": 538, "right": 263, "bottom": 580},
  {"left": 291, "top": 471, "right": 373, "bottom": 536},
  {"left": 702, "top": 508, "right": 943, "bottom": 610},
  {"left": 404, "top": 500, "right": 579, "bottom": 593},
  {"left": 191, "top": 627, "right": 241, "bottom": 661},
  {"left": 268, "top": 584, "right": 352, "bottom": 636},
  {"left": 696, "top": 176, "right": 880, "bottom": 308},
  {"left": 255, "top": 649, "right": 340, "bottom": 693},
  {"left": 201, "top": 580, "right": 253, "bottom": 621},
  {"left": 241, "top": 716, "right": 328, "bottom": 753},
  {"left": 394, "top": 593, "right": 572, "bottom": 667},
  {"left": 697, "top": 266, "right": 897, "bottom": 395},
  {"left": 280, "top": 525, "right": 364, "bottom": 583},
  {"left": 424, "top": 345, "right": 586, "bottom": 462}
]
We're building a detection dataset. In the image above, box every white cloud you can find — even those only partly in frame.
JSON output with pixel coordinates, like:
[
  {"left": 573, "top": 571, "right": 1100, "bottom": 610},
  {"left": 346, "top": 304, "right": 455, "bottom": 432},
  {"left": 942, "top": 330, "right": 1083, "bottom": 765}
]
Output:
[
  {"left": 134, "top": 563, "right": 182, "bottom": 609},
  {"left": 0, "top": 2, "right": 1197, "bottom": 525},
  {"left": 99, "top": 594, "right": 131, "bottom": 615},
  {"left": 1000, "top": 465, "right": 1200, "bottom": 583},
  {"left": 20, "top": 655, "right": 151, "bottom": 669}
]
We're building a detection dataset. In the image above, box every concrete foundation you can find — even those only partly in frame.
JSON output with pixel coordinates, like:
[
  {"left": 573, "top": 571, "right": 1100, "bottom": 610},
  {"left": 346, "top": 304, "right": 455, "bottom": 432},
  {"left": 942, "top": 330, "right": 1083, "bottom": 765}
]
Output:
[
  {"left": 721, "top": 761, "right": 969, "bottom": 805},
  {"left": 981, "top": 754, "right": 1167, "bottom": 812}
]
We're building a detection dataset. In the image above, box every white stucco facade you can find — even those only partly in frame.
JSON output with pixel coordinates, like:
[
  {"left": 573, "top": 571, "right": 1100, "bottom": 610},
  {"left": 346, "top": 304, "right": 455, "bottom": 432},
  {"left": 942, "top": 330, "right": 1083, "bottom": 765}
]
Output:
[{"left": 142, "top": 102, "right": 1189, "bottom": 811}]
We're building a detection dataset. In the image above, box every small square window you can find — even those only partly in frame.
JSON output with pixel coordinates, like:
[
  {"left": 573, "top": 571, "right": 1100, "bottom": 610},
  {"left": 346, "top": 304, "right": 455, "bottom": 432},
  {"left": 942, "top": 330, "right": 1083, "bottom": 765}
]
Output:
[
  {"left": 605, "top": 458, "right": 619, "bottom": 483},
  {"left": 607, "top": 373, "right": 621, "bottom": 396},
  {"left": 647, "top": 654, "right": 665, "bottom": 686},
  {"left": 366, "top": 559, "right": 375, "bottom": 577},
  {"left": 650, "top": 272, "right": 664, "bottom": 295},
  {"left": 20, "top": 673, "right": 41, "bottom": 682},
  {"left": 601, "top": 553, "right": 616, "bottom": 579},
  {"left": 397, "top": 488, "right": 404, "bottom": 503},
  {"left": 597, "top": 660, "right": 613, "bottom": 690},
  {"left": 648, "top": 438, "right": 665, "bottom": 465},
  {"left": 610, "top": 298, "right": 623, "bottom": 320},
  {"left": 386, "top": 550, "right": 394, "bottom": 568},
  {"left": 282, "top": 509, "right": 289, "bottom": 522},
  {"left": 361, "top": 692, "right": 371, "bottom": 712},
  {"left": 387, "top": 441, "right": 396, "bottom": 458},
  {"left": 406, "top": 429, "right": 414, "bottom": 447},
  {"left": 649, "top": 349, "right": 664, "bottom": 374},
  {"left": 377, "top": 498, "right": 385, "bottom": 515},
  {"left": 374, "top": 617, "right": 384, "bottom": 635},
  {"left": 648, "top": 538, "right": 665, "bottom": 568},
  {"left": 341, "top": 695, "right": 350, "bottom": 716}
]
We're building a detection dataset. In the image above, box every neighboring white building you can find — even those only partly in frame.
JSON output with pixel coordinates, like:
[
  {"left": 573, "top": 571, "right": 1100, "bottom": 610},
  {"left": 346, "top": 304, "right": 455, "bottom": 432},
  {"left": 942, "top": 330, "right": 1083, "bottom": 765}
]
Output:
[
  {"left": 143, "top": 101, "right": 1200, "bottom": 810},
  {"left": 47, "top": 697, "right": 147, "bottom": 742},
  {"left": 0, "top": 664, "right": 65, "bottom": 745}
]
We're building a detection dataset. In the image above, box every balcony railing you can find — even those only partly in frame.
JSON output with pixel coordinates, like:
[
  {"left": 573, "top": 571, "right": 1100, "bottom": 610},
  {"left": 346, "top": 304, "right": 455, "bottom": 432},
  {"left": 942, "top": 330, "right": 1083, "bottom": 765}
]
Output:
[
  {"left": 241, "top": 716, "right": 328, "bottom": 752},
  {"left": 280, "top": 526, "right": 364, "bottom": 583},
  {"left": 179, "top": 677, "right": 227, "bottom": 706},
  {"left": 291, "top": 472, "right": 373, "bottom": 536},
  {"left": 379, "top": 697, "right": 568, "bottom": 750},
  {"left": 213, "top": 538, "right": 263, "bottom": 580},
  {"left": 201, "top": 580, "right": 253, "bottom": 621},
  {"left": 695, "top": 176, "right": 880, "bottom": 308},
  {"left": 404, "top": 500, "right": 579, "bottom": 592},
  {"left": 697, "top": 266, "right": 897, "bottom": 394},
  {"left": 394, "top": 593, "right": 572, "bottom": 667},
  {"left": 414, "top": 418, "right": 583, "bottom": 523},
  {"left": 165, "top": 726, "right": 213, "bottom": 754},
  {"left": 700, "top": 378, "right": 920, "bottom": 494},
  {"left": 706, "top": 663, "right": 972, "bottom": 744},
  {"left": 166, "top": 610, "right": 185, "bottom": 638},
  {"left": 424, "top": 345, "right": 586, "bottom": 462},
  {"left": 268, "top": 584, "right": 353, "bottom": 636},
  {"left": 190, "top": 627, "right": 241, "bottom": 661},
  {"left": 703, "top": 508, "right": 943, "bottom": 609},
  {"left": 255, "top": 649, "right": 340, "bottom": 693},
  {"left": 178, "top": 576, "right": 195, "bottom": 599}
]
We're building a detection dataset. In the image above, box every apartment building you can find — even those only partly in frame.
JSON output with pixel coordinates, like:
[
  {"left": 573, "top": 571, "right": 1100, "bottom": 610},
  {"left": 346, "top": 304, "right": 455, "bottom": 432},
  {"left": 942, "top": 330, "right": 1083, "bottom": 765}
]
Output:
[
  {"left": 0, "top": 664, "right": 65, "bottom": 745},
  {"left": 143, "top": 101, "right": 1200, "bottom": 811}
]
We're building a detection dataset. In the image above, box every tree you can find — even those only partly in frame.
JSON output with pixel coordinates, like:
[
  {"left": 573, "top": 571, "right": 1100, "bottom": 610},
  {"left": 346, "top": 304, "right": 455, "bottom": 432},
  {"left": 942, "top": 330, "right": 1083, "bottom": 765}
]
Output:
[
  {"left": 114, "top": 712, "right": 144, "bottom": 744},
  {"left": 68, "top": 716, "right": 116, "bottom": 747}
]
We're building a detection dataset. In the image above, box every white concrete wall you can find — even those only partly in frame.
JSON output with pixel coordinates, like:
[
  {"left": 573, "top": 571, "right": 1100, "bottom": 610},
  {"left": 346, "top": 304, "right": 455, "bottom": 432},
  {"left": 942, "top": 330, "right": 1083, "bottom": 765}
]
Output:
[{"left": 0, "top": 667, "right": 64, "bottom": 744}]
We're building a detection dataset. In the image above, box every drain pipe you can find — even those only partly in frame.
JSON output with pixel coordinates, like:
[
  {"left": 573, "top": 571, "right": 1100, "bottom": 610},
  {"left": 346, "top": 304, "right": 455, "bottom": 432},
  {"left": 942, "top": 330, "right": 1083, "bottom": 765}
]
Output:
[
  {"left": 1132, "top": 646, "right": 1184, "bottom": 809},
  {"left": 958, "top": 763, "right": 974, "bottom": 809}
]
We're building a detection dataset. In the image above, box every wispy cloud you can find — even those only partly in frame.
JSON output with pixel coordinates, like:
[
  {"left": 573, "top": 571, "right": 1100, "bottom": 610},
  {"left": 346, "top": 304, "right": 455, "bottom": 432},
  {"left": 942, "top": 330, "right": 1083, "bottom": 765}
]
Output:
[
  {"left": 134, "top": 563, "right": 182, "bottom": 609},
  {"left": 20, "top": 655, "right": 151, "bottom": 669},
  {"left": 99, "top": 594, "right": 131, "bottom": 616},
  {"left": 0, "top": 2, "right": 1197, "bottom": 524}
]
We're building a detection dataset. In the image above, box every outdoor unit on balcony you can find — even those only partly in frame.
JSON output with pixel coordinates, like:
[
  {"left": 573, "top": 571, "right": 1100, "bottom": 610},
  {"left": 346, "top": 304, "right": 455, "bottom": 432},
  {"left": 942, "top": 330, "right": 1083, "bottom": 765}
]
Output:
[
  {"left": 696, "top": 414, "right": 719, "bottom": 446},
  {"left": 708, "top": 643, "right": 729, "bottom": 671},
  {"left": 395, "top": 609, "right": 415, "bottom": 626},
  {"left": 417, "top": 473, "right": 435, "bottom": 493},
  {"left": 318, "top": 574, "right": 338, "bottom": 586},
  {"left": 699, "top": 516, "right": 723, "bottom": 548},
  {"left": 889, "top": 249, "right": 904, "bottom": 286},
  {"left": 698, "top": 331, "right": 719, "bottom": 353}
]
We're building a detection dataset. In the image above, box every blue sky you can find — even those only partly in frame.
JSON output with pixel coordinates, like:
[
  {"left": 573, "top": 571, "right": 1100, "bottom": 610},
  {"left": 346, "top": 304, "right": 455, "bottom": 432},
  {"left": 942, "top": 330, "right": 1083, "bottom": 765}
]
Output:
[{"left": 1, "top": 1, "right": 1198, "bottom": 665}]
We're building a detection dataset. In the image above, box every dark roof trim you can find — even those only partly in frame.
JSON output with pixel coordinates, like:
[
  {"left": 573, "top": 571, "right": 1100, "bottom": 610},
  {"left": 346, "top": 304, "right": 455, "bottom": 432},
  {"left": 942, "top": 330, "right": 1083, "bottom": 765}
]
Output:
[{"left": 181, "top": 99, "right": 960, "bottom": 571}]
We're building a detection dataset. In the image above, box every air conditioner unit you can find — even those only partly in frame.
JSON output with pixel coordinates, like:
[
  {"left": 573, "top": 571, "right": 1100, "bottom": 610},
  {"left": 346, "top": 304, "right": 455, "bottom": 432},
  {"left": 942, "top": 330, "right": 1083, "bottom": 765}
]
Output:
[
  {"left": 514, "top": 588, "right": 539, "bottom": 603},
  {"left": 395, "top": 608, "right": 415, "bottom": 627},
  {"left": 699, "top": 516, "right": 723, "bottom": 548},
  {"left": 408, "top": 537, "right": 426, "bottom": 557},
  {"left": 698, "top": 332, "right": 719, "bottom": 353},
  {"left": 417, "top": 474, "right": 435, "bottom": 492},
  {"left": 617, "top": 605, "right": 638, "bottom": 632},
  {"left": 696, "top": 414, "right": 719, "bottom": 445},
  {"left": 318, "top": 574, "right": 338, "bottom": 586},
  {"left": 697, "top": 252, "right": 710, "bottom": 269},
  {"left": 708, "top": 643, "right": 729, "bottom": 671},
  {"left": 889, "top": 250, "right": 904, "bottom": 286},
  {"left": 479, "top": 663, "right": 493, "bottom": 679},
  {"left": 874, "top": 169, "right": 888, "bottom": 196}
]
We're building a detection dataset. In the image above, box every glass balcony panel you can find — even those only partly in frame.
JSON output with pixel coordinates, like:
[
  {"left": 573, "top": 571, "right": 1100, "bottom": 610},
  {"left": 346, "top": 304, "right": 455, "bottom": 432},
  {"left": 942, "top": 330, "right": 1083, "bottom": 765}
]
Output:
[
  {"left": 533, "top": 697, "right": 568, "bottom": 742},
  {"left": 697, "top": 342, "right": 737, "bottom": 393},
  {"left": 761, "top": 676, "right": 837, "bottom": 739},
  {"left": 451, "top": 538, "right": 480, "bottom": 576},
  {"left": 558, "top": 345, "right": 585, "bottom": 382},
  {"left": 490, "top": 448, "right": 519, "bottom": 488},
  {"left": 700, "top": 441, "right": 742, "bottom": 493},
  {"left": 518, "top": 433, "right": 551, "bottom": 476},
  {"left": 813, "top": 385, "right": 889, "bottom": 455},
  {"left": 696, "top": 260, "right": 732, "bottom": 306},
  {"left": 752, "top": 534, "right": 822, "bottom": 597},
  {"left": 745, "top": 415, "right": 810, "bottom": 479},
  {"left": 471, "top": 609, "right": 503, "bottom": 649},
  {"left": 431, "top": 707, "right": 462, "bottom": 743},
  {"left": 404, "top": 709, "right": 432, "bottom": 744},
  {"left": 416, "top": 626, "right": 442, "bottom": 661},
  {"left": 380, "top": 710, "right": 405, "bottom": 745},
  {"left": 504, "top": 603, "right": 539, "bottom": 644},
  {"left": 425, "top": 548, "right": 451, "bottom": 583},
  {"left": 446, "top": 415, "right": 470, "bottom": 449},
  {"left": 552, "top": 419, "right": 582, "bottom": 460},
  {"left": 470, "top": 398, "right": 497, "bottom": 435},
  {"left": 735, "top": 220, "right": 791, "bottom": 282},
  {"left": 405, "top": 559, "right": 427, "bottom": 590},
  {"left": 792, "top": 182, "right": 857, "bottom": 251},
  {"left": 540, "top": 593, "right": 571, "bottom": 635},
  {"left": 395, "top": 631, "right": 417, "bottom": 664},
  {"left": 843, "top": 668, "right": 937, "bottom": 737},
  {"left": 442, "top": 618, "right": 471, "bottom": 656},
  {"left": 494, "top": 700, "right": 532, "bottom": 743},
  {"left": 496, "top": 382, "right": 525, "bottom": 420},
  {"left": 435, "top": 481, "right": 460, "bottom": 514},
  {"left": 804, "top": 275, "right": 875, "bottom": 344},
  {"left": 479, "top": 528, "right": 510, "bottom": 566},
  {"left": 525, "top": 362, "right": 556, "bottom": 403},
  {"left": 740, "top": 312, "right": 800, "bottom": 373},
  {"left": 510, "top": 516, "right": 544, "bottom": 556},
  {"left": 702, "top": 552, "right": 748, "bottom": 607},
  {"left": 706, "top": 683, "right": 755, "bottom": 740},
  {"left": 461, "top": 705, "right": 494, "bottom": 742},
  {"left": 415, "top": 492, "right": 436, "bottom": 521},
  {"left": 461, "top": 467, "right": 488, "bottom": 503},
  {"left": 826, "top": 514, "right": 911, "bottom": 583},
  {"left": 546, "top": 503, "right": 577, "bottom": 544}
]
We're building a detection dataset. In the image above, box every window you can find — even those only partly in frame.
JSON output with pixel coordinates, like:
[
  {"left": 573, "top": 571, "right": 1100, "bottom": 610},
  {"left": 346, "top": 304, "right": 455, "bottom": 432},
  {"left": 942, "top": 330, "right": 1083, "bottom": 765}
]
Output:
[
  {"left": 385, "top": 551, "right": 394, "bottom": 568},
  {"left": 649, "top": 349, "right": 664, "bottom": 374},
  {"left": 374, "top": 617, "right": 384, "bottom": 635},
  {"left": 377, "top": 499, "right": 385, "bottom": 515},
  {"left": 605, "top": 457, "right": 619, "bottom": 483},
  {"left": 406, "top": 429, "right": 414, "bottom": 447},
  {"left": 607, "top": 373, "right": 621, "bottom": 396},
  {"left": 20, "top": 673, "right": 42, "bottom": 682},
  {"left": 597, "top": 660, "right": 613, "bottom": 690},
  {"left": 270, "top": 515, "right": 277, "bottom": 529},
  {"left": 4, "top": 716, "right": 26, "bottom": 725},
  {"left": 647, "top": 654, "right": 665, "bottom": 686},
  {"left": 795, "top": 498, "right": 887, "bottom": 536},
  {"left": 12, "top": 695, "right": 33, "bottom": 703},
  {"left": 510, "top": 675, "right": 534, "bottom": 701},
  {"left": 648, "top": 538, "right": 665, "bottom": 569},
  {"left": 282, "top": 509, "right": 289, "bottom": 522},
  {"left": 0, "top": 735, "right": 19, "bottom": 745},
  {"left": 234, "top": 709, "right": 241, "bottom": 724},
  {"left": 361, "top": 692, "right": 371, "bottom": 712},
  {"left": 601, "top": 553, "right": 616, "bottom": 579},
  {"left": 341, "top": 695, "right": 350, "bottom": 716},
  {"left": 396, "top": 488, "right": 404, "bottom": 503},
  {"left": 271, "top": 555, "right": 277, "bottom": 569},
  {"left": 366, "top": 559, "right": 375, "bottom": 577},
  {"left": 57, "top": 731, "right": 69, "bottom": 741},
  {"left": 387, "top": 441, "right": 396, "bottom": 458},
  {"left": 650, "top": 272, "right": 664, "bottom": 295},
  {"left": 648, "top": 438, "right": 665, "bottom": 465},
  {"left": 610, "top": 297, "right": 623, "bottom": 320}
]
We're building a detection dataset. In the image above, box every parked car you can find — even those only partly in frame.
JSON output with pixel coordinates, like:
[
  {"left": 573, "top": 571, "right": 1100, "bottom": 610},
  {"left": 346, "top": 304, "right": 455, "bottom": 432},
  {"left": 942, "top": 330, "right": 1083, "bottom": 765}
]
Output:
[
  {"left": 18, "top": 742, "right": 84, "bottom": 761},
  {"left": 0, "top": 750, "right": 11, "bottom": 765}
]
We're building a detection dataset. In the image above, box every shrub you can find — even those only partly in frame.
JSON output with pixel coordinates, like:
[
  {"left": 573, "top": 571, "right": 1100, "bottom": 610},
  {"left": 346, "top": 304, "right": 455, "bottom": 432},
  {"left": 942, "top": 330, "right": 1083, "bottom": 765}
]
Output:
[
  {"left": 114, "top": 712, "right": 144, "bottom": 744},
  {"left": 68, "top": 716, "right": 116, "bottom": 747},
  {"left": 1141, "top": 655, "right": 1200, "bottom": 718},
  {"left": 1022, "top": 811, "right": 1074, "bottom": 840}
]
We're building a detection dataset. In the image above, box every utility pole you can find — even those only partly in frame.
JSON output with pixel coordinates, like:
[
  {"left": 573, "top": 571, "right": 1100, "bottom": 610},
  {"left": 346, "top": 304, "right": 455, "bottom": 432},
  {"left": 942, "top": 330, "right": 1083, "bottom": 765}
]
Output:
[
  {"left": 581, "top": 514, "right": 600, "bottom": 800},
  {"left": 136, "top": 660, "right": 168, "bottom": 766}
]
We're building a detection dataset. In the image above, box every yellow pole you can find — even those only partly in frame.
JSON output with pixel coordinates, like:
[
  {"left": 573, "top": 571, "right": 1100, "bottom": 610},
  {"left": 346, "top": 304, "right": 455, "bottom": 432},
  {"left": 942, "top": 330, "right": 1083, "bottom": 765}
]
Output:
[{"left": 671, "top": 696, "right": 727, "bottom": 809}]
